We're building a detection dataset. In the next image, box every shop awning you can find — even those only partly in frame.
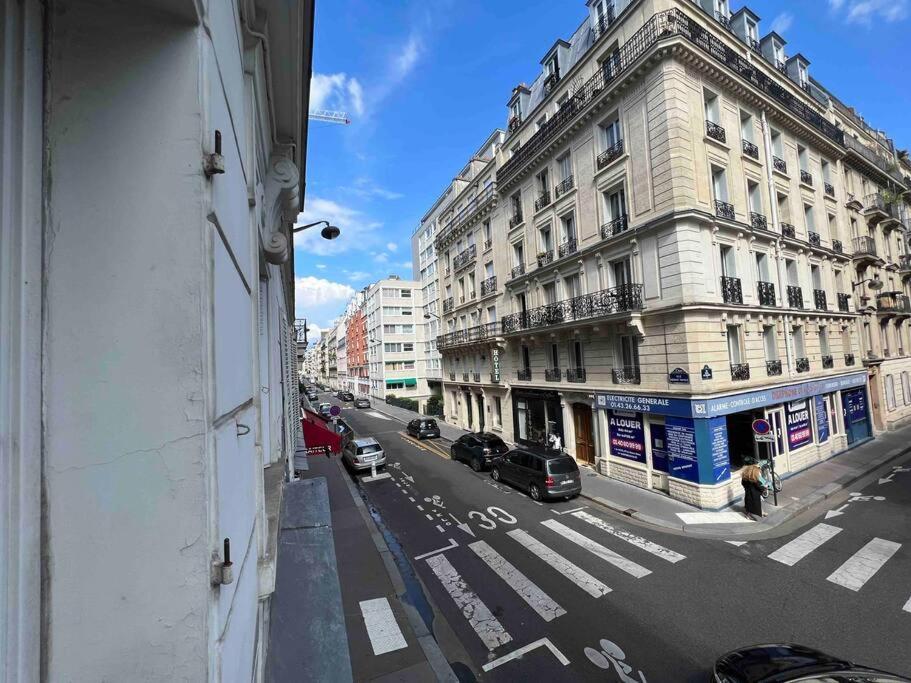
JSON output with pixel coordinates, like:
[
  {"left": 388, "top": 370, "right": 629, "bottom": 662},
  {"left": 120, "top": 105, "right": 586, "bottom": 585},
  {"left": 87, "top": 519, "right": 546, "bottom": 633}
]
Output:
[
  {"left": 301, "top": 409, "right": 342, "bottom": 455},
  {"left": 387, "top": 378, "right": 417, "bottom": 387}
]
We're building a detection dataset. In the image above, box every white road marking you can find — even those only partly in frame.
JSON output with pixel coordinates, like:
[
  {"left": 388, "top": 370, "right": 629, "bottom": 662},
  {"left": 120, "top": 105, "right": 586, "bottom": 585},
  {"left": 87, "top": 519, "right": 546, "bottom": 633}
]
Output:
[
  {"left": 426, "top": 554, "right": 512, "bottom": 650},
  {"left": 482, "top": 637, "right": 570, "bottom": 672},
  {"left": 469, "top": 540, "right": 566, "bottom": 622},
  {"left": 551, "top": 506, "right": 588, "bottom": 516},
  {"left": 572, "top": 511, "right": 685, "bottom": 563},
  {"left": 408, "top": 497, "right": 415, "bottom": 502},
  {"left": 827, "top": 538, "right": 901, "bottom": 591},
  {"left": 425, "top": 514, "right": 435, "bottom": 521},
  {"left": 541, "top": 520, "right": 651, "bottom": 578},
  {"left": 677, "top": 511, "right": 753, "bottom": 524},
  {"left": 507, "top": 529, "right": 611, "bottom": 598},
  {"left": 413, "top": 539, "right": 459, "bottom": 561},
  {"left": 768, "top": 523, "right": 842, "bottom": 566},
  {"left": 365, "top": 411, "right": 392, "bottom": 420},
  {"left": 359, "top": 598, "right": 408, "bottom": 656},
  {"left": 903, "top": 595, "right": 911, "bottom": 613},
  {"left": 436, "top": 524, "right": 445, "bottom": 533},
  {"left": 726, "top": 541, "right": 748, "bottom": 547},
  {"left": 825, "top": 504, "right": 849, "bottom": 520},
  {"left": 416, "top": 505, "right": 424, "bottom": 511}
]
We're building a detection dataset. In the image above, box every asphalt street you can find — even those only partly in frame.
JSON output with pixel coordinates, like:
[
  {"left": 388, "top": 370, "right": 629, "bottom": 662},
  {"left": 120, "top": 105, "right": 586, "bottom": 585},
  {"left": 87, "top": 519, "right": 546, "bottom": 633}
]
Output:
[{"left": 323, "top": 394, "right": 911, "bottom": 682}]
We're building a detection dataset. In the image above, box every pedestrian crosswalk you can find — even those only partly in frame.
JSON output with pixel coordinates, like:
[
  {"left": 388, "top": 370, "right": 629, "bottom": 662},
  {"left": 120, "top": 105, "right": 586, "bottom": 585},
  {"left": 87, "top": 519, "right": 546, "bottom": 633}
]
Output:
[
  {"left": 825, "top": 537, "right": 901, "bottom": 592},
  {"left": 768, "top": 522, "right": 842, "bottom": 566}
]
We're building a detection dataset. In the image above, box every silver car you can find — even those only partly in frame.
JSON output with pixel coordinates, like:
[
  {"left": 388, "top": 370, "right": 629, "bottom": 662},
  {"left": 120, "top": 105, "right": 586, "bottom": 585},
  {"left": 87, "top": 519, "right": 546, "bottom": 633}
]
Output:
[{"left": 343, "top": 437, "right": 386, "bottom": 471}]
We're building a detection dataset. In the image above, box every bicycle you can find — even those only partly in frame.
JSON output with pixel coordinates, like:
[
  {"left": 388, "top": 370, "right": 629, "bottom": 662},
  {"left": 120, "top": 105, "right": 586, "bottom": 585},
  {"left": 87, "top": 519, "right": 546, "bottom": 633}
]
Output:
[{"left": 758, "top": 458, "right": 782, "bottom": 499}]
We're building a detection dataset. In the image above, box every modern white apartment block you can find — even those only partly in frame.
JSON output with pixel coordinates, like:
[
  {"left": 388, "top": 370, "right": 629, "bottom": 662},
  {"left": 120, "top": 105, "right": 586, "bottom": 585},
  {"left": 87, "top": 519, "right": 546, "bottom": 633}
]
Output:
[
  {"left": 365, "top": 277, "right": 433, "bottom": 407},
  {"left": 431, "top": 0, "right": 910, "bottom": 509}
]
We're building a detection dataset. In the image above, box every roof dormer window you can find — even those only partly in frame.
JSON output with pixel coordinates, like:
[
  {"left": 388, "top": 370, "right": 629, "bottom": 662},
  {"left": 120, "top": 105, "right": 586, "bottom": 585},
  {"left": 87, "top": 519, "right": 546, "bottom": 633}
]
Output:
[{"left": 546, "top": 56, "right": 559, "bottom": 80}]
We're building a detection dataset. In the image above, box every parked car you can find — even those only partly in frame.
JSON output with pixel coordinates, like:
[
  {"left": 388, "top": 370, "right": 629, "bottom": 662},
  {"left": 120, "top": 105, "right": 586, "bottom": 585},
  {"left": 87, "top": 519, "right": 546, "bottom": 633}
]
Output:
[
  {"left": 318, "top": 402, "right": 332, "bottom": 418},
  {"left": 450, "top": 432, "right": 509, "bottom": 471},
  {"left": 305, "top": 389, "right": 318, "bottom": 401},
  {"left": 342, "top": 437, "right": 386, "bottom": 471},
  {"left": 354, "top": 397, "right": 371, "bottom": 409},
  {"left": 490, "top": 449, "right": 581, "bottom": 500},
  {"left": 407, "top": 418, "right": 441, "bottom": 440},
  {"left": 338, "top": 391, "right": 354, "bottom": 402},
  {"left": 712, "top": 643, "right": 910, "bottom": 682}
]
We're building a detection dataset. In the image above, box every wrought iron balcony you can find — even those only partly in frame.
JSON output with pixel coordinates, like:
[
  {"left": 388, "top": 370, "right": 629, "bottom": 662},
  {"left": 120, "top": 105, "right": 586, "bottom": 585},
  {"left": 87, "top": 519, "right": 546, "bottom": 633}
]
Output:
[
  {"left": 597, "top": 139, "right": 624, "bottom": 169},
  {"left": 766, "top": 359, "right": 782, "bottom": 376},
  {"left": 863, "top": 193, "right": 889, "bottom": 222},
  {"left": 721, "top": 276, "right": 743, "bottom": 304},
  {"left": 877, "top": 292, "right": 911, "bottom": 316},
  {"left": 814, "top": 289, "right": 827, "bottom": 311},
  {"left": 436, "top": 322, "right": 501, "bottom": 350},
  {"left": 442, "top": 297, "right": 454, "bottom": 313},
  {"left": 730, "top": 363, "right": 750, "bottom": 381},
  {"left": 483, "top": 239, "right": 492, "bottom": 251},
  {"left": 844, "top": 353, "right": 855, "bottom": 366},
  {"left": 715, "top": 200, "right": 735, "bottom": 220},
  {"left": 748, "top": 38, "right": 761, "bottom": 53},
  {"left": 472, "top": 372, "right": 481, "bottom": 382},
  {"left": 558, "top": 238, "right": 578, "bottom": 258},
  {"left": 554, "top": 175, "right": 575, "bottom": 198},
  {"left": 781, "top": 223, "right": 796, "bottom": 239},
  {"left": 537, "top": 250, "right": 554, "bottom": 267},
  {"left": 510, "top": 264, "right": 526, "bottom": 279},
  {"left": 750, "top": 212, "right": 768, "bottom": 230},
  {"left": 501, "top": 283, "right": 644, "bottom": 334},
  {"left": 852, "top": 235, "right": 877, "bottom": 258},
  {"left": 795, "top": 357, "right": 810, "bottom": 373},
  {"left": 480, "top": 276, "right": 497, "bottom": 296},
  {"left": 845, "top": 136, "right": 906, "bottom": 186},
  {"left": 800, "top": 170, "right": 813, "bottom": 186},
  {"left": 773, "top": 156, "right": 787, "bottom": 174},
  {"left": 534, "top": 190, "right": 551, "bottom": 211},
  {"left": 825, "top": 182, "right": 835, "bottom": 197},
  {"left": 545, "top": 368, "right": 561, "bottom": 382},
  {"left": 509, "top": 211, "right": 524, "bottom": 229},
  {"left": 516, "top": 367, "right": 532, "bottom": 381},
  {"left": 566, "top": 367, "right": 587, "bottom": 383},
  {"left": 453, "top": 243, "right": 477, "bottom": 271},
  {"left": 714, "top": 11, "right": 731, "bottom": 28},
  {"left": 775, "top": 60, "right": 788, "bottom": 75},
  {"left": 612, "top": 366, "right": 641, "bottom": 385},
  {"left": 706, "top": 120, "right": 726, "bottom": 143},
  {"left": 838, "top": 293, "right": 850, "bottom": 312},
  {"left": 600, "top": 214, "right": 629, "bottom": 239},
  {"left": 742, "top": 139, "right": 759, "bottom": 159},
  {"left": 833, "top": 239, "right": 843, "bottom": 254},
  {"left": 757, "top": 281, "right": 776, "bottom": 307},
  {"left": 808, "top": 231, "right": 821, "bottom": 248},
  {"left": 508, "top": 115, "right": 522, "bottom": 133},
  {"left": 786, "top": 285, "right": 804, "bottom": 309},
  {"left": 449, "top": 371, "right": 456, "bottom": 381},
  {"left": 900, "top": 255, "right": 911, "bottom": 273},
  {"left": 435, "top": 185, "right": 498, "bottom": 249},
  {"left": 822, "top": 354, "right": 834, "bottom": 369},
  {"left": 462, "top": 372, "right": 470, "bottom": 382},
  {"left": 543, "top": 71, "right": 560, "bottom": 96}
]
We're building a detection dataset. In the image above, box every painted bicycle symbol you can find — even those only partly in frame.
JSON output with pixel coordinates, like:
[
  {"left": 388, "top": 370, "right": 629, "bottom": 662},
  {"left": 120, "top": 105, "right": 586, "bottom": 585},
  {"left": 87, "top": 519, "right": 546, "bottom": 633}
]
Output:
[
  {"left": 848, "top": 491, "right": 885, "bottom": 503},
  {"left": 585, "top": 639, "right": 647, "bottom": 683},
  {"left": 424, "top": 495, "right": 446, "bottom": 509}
]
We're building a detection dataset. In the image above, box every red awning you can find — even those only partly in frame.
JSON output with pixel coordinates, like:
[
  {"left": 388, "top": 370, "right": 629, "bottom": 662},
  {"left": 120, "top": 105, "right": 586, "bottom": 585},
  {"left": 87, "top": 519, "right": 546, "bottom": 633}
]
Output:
[{"left": 301, "top": 409, "right": 342, "bottom": 455}]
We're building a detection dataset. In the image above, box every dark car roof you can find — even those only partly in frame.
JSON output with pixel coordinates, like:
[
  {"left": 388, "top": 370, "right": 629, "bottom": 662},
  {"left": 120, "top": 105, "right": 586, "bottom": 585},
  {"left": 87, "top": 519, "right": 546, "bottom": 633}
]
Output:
[
  {"left": 715, "top": 644, "right": 874, "bottom": 682},
  {"left": 515, "top": 447, "right": 572, "bottom": 460}
]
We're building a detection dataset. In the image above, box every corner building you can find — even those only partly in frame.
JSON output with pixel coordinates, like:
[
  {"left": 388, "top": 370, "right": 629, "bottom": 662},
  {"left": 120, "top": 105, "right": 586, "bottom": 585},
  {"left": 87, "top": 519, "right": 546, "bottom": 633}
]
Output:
[{"left": 434, "top": 0, "right": 909, "bottom": 508}]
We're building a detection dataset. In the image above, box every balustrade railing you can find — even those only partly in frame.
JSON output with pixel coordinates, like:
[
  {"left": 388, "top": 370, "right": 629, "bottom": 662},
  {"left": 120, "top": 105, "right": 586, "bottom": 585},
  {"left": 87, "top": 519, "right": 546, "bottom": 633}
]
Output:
[
  {"left": 612, "top": 366, "right": 641, "bottom": 385},
  {"left": 715, "top": 199, "right": 735, "bottom": 220},
  {"left": 833, "top": 239, "right": 843, "bottom": 254},
  {"left": 545, "top": 368, "right": 561, "bottom": 382},
  {"left": 510, "top": 264, "right": 526, "bottom": 279},
  {"left": 787, "top": 285, "right": 804, "bottom": 309},
  {"left": 566, "top": 368, "right": 587, "bottom": 383},
  {"left": 597, "top": 139, "right": 624, "bottom": 169},
  {"left": 825, "top": 182, "right": 835, "bottom": 197},
  {"left": 750, "top": 212, "right": 767, "bottom": 230},
  {"left": 852, "top": 235, "right": 877, "bottom": 258},
  {"left": 480, "top": 276, "right": 497, "bottom": 296},
  {"left": 796, "top": 357, "right": 810, "bottom": 373},
  {"left": 501, "top": 283, "right": 644, "bottom": 334},
  {"left": 822, "top": 355, "right": 834, "bottom": 369},
  {"left": 837, "top": 293, "right": 850, "bottom": 312},
  {"left": 773, "top": 156, "right": 788, "bottom": 174},
  {"left": 537, "top": 250, "right": 554, "bottom": 267},
  {"left": 517, "top": 367, "right": 532, "bottom": 381},
  {"left": 814, "top": 289, "right": 827, "bottom": 311},
  {"left": 436, "top": 322, "right": 501, "bottom": 350},
  {"left": 453, "top": 243, "right": 477, "bottom": 271},
  {"left": 808, "top": 231, "right": 821, "bottom": 247},
  {"left": 800, "top": 170, "right": 813, "bottom": 186},
  {"left": 721, "top": 276, "right": 743, "bottom": 304},
  {"left": 742, "top": 139, "right": 759, "bottom": 159},
  {"left": 781, "top": 223, "right": 796, "bottom": 238},
  {"left": 844, "top": 353, "right": 855, "bottom": 366},
  {"left": 601, "top": 214, "right": 629, "bottom": 239},
  {"left": 554, "top": 175, "right": 575, "bottom": 198},
  {"left": 534, "top": 190, "right": 551, "bottom": 211},
  {"left": 757, "top": 281, "right": 776, "bottom": 306},
  {"left": 706, "top": 120, "right": 726, "bottom": 143},
  {"left": 442, "top": 297, "right": 454, "bottom": 313},
  {"left": 558, "top": 238, "right": 578, "bottom": 258},
  {"left": 766, "top": 360, "right": 782, "bottom": 376},
  {"left": 730, "top": 363, "right": 750, "bottom": 381}
]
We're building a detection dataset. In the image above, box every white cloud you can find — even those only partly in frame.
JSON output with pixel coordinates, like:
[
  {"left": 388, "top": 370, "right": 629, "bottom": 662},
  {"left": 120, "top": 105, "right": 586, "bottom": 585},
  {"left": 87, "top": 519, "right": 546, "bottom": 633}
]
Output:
[
  {"left": 315, "top": 263, "right": 327, "bottom": 270},
  {"left": 294, "top": 276, "right": 356, "bottom": 327},
  {"left": 828, "top": 0, "right": 845, "bottom": 8},
  {"left": 346, "top": 270, "right": 372, "bottom": 282},
  {"left": 829, "top": 0, "right": 908, "bottom": 24},
  {"left": 294, "top": 196, "right": 384, "bottom": 257},
  {"left": 310, "top": 72, "right": 364, "bottom": 117},
  {"left": 769, "top": 12, "right": 793, "bottom": 34},
  {"left": 345, "top": 177, "right": 403, "bottom": 201},
  {"left": 374, "top": 253, "right": 389, "bottom": 264},
  {"left": 399, "top": 260, "right": 414, "bottom": 272},
  {"left": 386, "top": 242, "right": 398, "bottom": 252}
]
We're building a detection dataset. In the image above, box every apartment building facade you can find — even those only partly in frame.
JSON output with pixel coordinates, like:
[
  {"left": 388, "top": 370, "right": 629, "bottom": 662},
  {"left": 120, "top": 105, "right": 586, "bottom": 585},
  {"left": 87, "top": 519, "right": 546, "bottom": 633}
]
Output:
[
  {"left": 347, "top": 299, "right": 370, "bottom": 396},
  {"left": 434, "top": 0, "right": 907, "bottom": 509}
]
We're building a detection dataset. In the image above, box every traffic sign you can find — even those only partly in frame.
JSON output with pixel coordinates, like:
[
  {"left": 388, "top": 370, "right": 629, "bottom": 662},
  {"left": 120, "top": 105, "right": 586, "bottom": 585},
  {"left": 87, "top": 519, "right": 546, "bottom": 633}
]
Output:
[
  {"left": 752, "top": 418, "right": 773, "bottom": 443},
  {"left": 329, "top": 405, "right": 342, "bottom": 417}
]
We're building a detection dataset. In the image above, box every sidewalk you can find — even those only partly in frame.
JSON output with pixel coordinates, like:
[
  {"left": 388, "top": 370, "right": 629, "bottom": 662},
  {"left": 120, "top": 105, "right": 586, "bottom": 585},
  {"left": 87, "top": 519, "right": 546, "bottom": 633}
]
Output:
[
  {"left": 267, "top": 443, "right": 456, "bottom": 682},
  {"left": 578, "top": 427, "right": 911, "bottom": 538}
]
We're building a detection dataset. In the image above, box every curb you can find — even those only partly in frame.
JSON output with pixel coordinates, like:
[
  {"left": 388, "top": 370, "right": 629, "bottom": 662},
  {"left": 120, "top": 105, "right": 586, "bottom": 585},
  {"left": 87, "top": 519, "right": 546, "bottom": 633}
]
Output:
[
  {"left": 581, "top": 444, "right": 911, "bottom": 540},
  {"left": 336, "top": 458, "right": 459, "bottom": 683}
]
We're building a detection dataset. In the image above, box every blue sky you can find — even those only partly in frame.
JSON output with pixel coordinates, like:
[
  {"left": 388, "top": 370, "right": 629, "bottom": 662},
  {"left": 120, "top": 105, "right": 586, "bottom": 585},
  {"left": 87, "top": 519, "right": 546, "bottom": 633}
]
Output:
[{"left": 294, "top": 0, "right": 911, "bottom": 336}]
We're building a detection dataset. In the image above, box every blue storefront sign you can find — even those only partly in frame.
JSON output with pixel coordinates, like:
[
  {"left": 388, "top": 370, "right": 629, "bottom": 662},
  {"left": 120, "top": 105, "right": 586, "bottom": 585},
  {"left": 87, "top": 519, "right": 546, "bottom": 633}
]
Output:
[
  {"left": 666, "top": 416, "right": 698, "bottom": 482},
  {"left": 786, "top": 400, "right": 812, "bottom": 451},
  {"left": 708, "top": 417, "right": 730, "bottom": 483},
  {"left": 650, "top": 424, "right": 669, "bottom": 473},
  {"left": 607, "top": 410, "right": 646, "bottom": 463},
  {"left": 814, "top": 395, "right": 829, "bottom": 444},
  {"left": 596, "top": 393, "right": 695, "bottom": 418},
  {"left": 846, "top": 388, "right": 867, "bottom": 422}
]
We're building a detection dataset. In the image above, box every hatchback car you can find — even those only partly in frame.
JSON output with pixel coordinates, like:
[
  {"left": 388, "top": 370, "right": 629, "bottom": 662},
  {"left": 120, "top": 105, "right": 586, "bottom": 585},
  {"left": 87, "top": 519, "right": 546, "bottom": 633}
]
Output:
[
  {"left": 354, "top": 397, "right": 371, "bottom": 409},
  {"left": 338, "top": 391, "right": 354, "bottom": 402},
  {"left": 713, "top": 643, "right": 910, "bottom": 682},
  {"left": 342, "top": 437, "right": 386, "bottom": 471},
  {"left": 490, "top": 449, "right": 581, "bottom": 500},
  {"left": 318, "top": 402, "right": 332, "bottom": 418},
  {"left": 407, "top": 418, "right": 441, "bottom": 440},
  {"left": 451, "top": 432, "right": 509, "bottom": 471}
]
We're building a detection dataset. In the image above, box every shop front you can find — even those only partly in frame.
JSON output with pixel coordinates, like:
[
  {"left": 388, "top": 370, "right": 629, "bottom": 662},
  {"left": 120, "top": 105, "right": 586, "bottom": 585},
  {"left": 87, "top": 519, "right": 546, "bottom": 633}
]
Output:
[
  {"left": 594, "top": 371, "right": 872, "bottom": 508},
  {"left": 512, "top": 388, "right": 564, "bottom": 450}
]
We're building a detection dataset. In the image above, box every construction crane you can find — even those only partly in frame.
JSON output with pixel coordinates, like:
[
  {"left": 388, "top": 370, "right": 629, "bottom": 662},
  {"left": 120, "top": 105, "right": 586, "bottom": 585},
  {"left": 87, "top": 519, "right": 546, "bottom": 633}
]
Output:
[{"left": 309, "top": 110, "right": 350, "bottom": 125}]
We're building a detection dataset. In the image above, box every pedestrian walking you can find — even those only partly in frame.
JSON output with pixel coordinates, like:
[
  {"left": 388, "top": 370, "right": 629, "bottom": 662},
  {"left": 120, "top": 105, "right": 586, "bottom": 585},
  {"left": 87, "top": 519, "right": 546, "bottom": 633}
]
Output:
[{"left": 740, "top": 457, "right": 768, "bottom": 520}]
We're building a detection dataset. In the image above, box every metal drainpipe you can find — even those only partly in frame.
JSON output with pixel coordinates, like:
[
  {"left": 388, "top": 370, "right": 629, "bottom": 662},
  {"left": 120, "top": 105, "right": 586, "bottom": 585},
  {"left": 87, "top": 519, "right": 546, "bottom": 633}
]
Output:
[{"left": 761, "top": 110, "right": 794, "bottom": 376}]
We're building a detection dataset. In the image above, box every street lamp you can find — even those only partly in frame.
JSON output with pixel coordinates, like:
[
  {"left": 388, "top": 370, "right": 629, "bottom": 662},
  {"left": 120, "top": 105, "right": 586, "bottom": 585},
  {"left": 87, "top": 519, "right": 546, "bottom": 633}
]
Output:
[
  {"left": 852, "top": 276, "right": 884, "bottom": 292},
  {"left": 293, "top": 219, "right": 341, "bottom": 240},
  {"left": 423, "top": 310, "right": 440, "bottom": 321}
]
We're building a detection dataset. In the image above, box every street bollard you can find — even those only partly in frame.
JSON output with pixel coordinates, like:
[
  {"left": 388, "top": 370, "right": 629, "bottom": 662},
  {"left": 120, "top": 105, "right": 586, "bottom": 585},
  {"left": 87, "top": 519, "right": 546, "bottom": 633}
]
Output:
[{"left": 370, "top": 462, "right": 377, "bottom": 479}]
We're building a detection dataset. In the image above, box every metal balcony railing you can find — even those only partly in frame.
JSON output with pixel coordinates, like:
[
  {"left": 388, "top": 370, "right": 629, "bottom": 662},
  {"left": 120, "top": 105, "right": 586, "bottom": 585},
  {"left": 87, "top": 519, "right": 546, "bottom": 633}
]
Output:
[
  {"left": 863, "top": 193, "right": 889, "bottom": 218},
  {"left": 844, "top": 353, "right": 855, "bottom": 366},
  {"left": 501, "top": 283, "right": 644, "bottom": 334},
  {"left": 825, "top": 182, "right": 835, "bottom": 197},
  {"left": 795, "top": 357, "right": 810, "bottom": 373},
  {"left": 436, "top": 322, "right": 501, "bottom": 350},
  {"left": 833, "top": 239, "right": 843, "bottom": 254},
  {"left": 781, "top": 223, "right": 796, "bottom": 239},
  {"left": 534, "top": 190, "right": 551, "bottom": 211},
  {"left": 808, "top": 231, "right": 821, "bottom": 247},
  {"left": 877, "top": 292, "right": 911, "bottom": 315},
  {"left": 510, "top": 264, "right": 526, "bottom": 279},
  {"left": 612, "top": 366, "right": 641, "bottom": 385},
  {"left": 757, "top": 281, "right": 776, "bottom": 306},
  {"left": 822, "top": 355, "right": 834, "bottom": 369},
  {"left": 742, "top": 139, "right": 759, "bottom": 159},
  {"left": 453, "top": 244, "right": 477, "bottom": 271},
  {"left": 852, "top": 235, "right": 877, "bottom": 258},
  {"left": 601, "top": 214, "right": 629, "bottom": 239},
  {"left": 787, "top": 285, "right": 804, "bottom": 309},
  {"left": 472, "top": 372, "right": 481, "bottom": 382},
  {"left": 844, "top": 136, "right": 905, "bottom": 185},
  {"left": 442, "top": 297, "right": 454, "bottom": 313},
  {"left": 837, "top": 293, "right": 850, "bottom": 312},
  {"left": 750, "top": 212, "right": 768, "bottom": 230},
  {"left": 480, "top": 276, "right": 497, "bottom": 296},
  {"left": 509, "top": 211, "right": 524, "bottom": 229},
  {"left": 715, "top": 200, "right": 735, "bottom": 220},
  {"left": 516, "top": 367, "right": 532, "bottom": 381},
  {"left": 449, "top": 371, "right": 456, "bottom": 381},
  {"left": 462, "top": 372, "right": 470, "bottom": 382},
  {"left": 597, "top": 139, "right": 624, "bottom": 169},
  {"left": 721, "top": 276, "right": 743, "bottom": 304},
  {"left": 554, "top": 175, "right": 575, "bottom": 198},
  {"left": 566, "top": 368, "right": 587, "bottom": 383},
  {"left": 706, "top": 120, "right": 726, "bottom": 143},
  {"left": 545, "top": 368, "right": 561, "bottom": 382},
  {"left": 773, "top": 156, "right": 788, "bottom": 174},
  {"left": 800, "top": 170, "right": 813, "bottom": 186},
  {"left": 508, "top": 115, "right": 522, "bottom": 133},
  {"left": 537, "top": 250, "right": 555, "bottom": 267},
  {"left": 814, "top": 289, "right": 827, "bottom": 311},
  {"left": 483, "top": 239, "right": 492, "bottom": 251},
  {"left": 558, "top": 238, "right": 578, "bottom": 258},
  {"left": 900, "top": 255, "right": 911, "bottom": 272},
  {"left": 435, "top": 185, "right": 497, "bottom": 248},
  {"left": 730, "top": 363, "right": 750, "bottom": 381},
  {"left": 766, "top": 360, "right": 782, "bottom": 376}
]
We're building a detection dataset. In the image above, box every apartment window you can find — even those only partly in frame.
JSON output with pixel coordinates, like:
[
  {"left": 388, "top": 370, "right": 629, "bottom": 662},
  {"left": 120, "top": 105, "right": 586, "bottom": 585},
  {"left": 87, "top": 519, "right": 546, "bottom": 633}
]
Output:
[
  {"left": 468, "top": 273, "right": 476, "bottom": 297},
  {"left": 793, "top": 326, "right": 806, "bottom": 358},
  {"left": 755, "top": 252, "right": 770, "bottom": 282},
  {"left": 384, "top": 343, "right": 402, "bottom": 353},
  {"left": 458, "top": 277, "right": 465, "bottom": 299},
  {"left": 485, "top": 261, "right": 494, "bottom": 278},
  {"left": 536, "top": 115, "right": 547, "bottom": 131},
  {"left": 561, "top": 212, "right": 576, "bottom": 242},
  {"left": 726, "top": 325, "right": 743, "bottom": 365},
  {"left": 545, "top": 54, "right": 559, "bottom": 79},
  {"left": 798, "top": 145, "right": 809, "bottom": 172},
  {"left": 556, "top": 93, "right": 569, "bottom": 111},
  {"left": 745, "top": 17, "right": 757, "bottom": 43},
  {"left": 748, "top": 181, "right": 762, "bottom": 214},
  {"left": 613, "top": 258, "right": 632, "bottom": 286},
  {"left": 740, "top": 111, "right": 754, "bottom": 143},
  {"left": 403, "top": 342, "right": 414, "bottom": 352},
  {"left": 601, "top": 47, "right": 621, "bottom": 79},
  {"left": 834, "top": 269, "right": 844, "bottom": 293},
  {"left": 881, "top": 321, "right": 890, "bottom": 356},
  {"left": 539, "top": 225, "right": 553, "bottom": 252},
  {"left": 510, "top": 191, "right": 522, "bottom": 217},
  {"left": 804, "top": 204, "right": 816, "bottom": 233},
  {"left": 763, "top": 325, "right": 778, "bottom": 361},
  {"left": 513, "top": 242, "right": 524, "bottom": 268},
  {"left": 828, "top": 214, "right": 837, "bottom": 240},
  {"left": 777, "top": 193, "right": 790, "bottom": 223},
  {"left": 850, "top": 218, "right": 859, "bottom": 238},
  {"left": 902, "top": 373, "right": 911, "bottom": 405},
  {"left": 600, "top": 114, "right": 621, "bottom": 148},
  {"left": 798, "top": 63, "right": 809, "bottom": 88},
  {"left": 786, "top": 259, "right": 799, "bottom": 286},
  {"left": 486, "top": 305, "right": 497, "bottom": 323},
  {"left": 842, "top": 328, "right": 851, "bottom": 354},
  {"left": 549, "top": 343, "right": 560, "bottom": 370},
  {"left": 604, "top": 187, "right": 627, "bottom": 221},
  {"left": 771, "top": 129, "right": 783, "bottom": 158},
  {"left": 711, "top": 166, "right": 729, "bottom": 202},
  {"left": 821, "top": 159, "right": 831, "bottom": 184},
  {"left": 820, "top": 326, "right": 830, "bottom": 356},
  {"left": 558, "top": 153, "right": 572, "bottom": 182},
  {"left": 811, "top": 265, "right": 822, "bottom": 291},
  {"left": 619, "top": 335, "right": 640, "bottom": 368},
  {"left": 483, "top": 220, "right": 491, "bottom": 244},
  {"left": 704, "top": 89, "right": 720, "bottom": 124},
  {"left": 494, "top": 397, "right": 503, "bottom": 427},
  {"left": 719, "top": 244, "right": 736, "bottom": 277},
  {"left": 536, "top": 169, "right": 550, "bottom": 196},
  {"left": 886, "top": 375, "right": 896, "bottom": 411},
  {"left": 563, "top": 274, "right": 582, "bottom": 299},
  {"left": 521, "top": 344, "right": 531, "bottom": 370},
  {"left": 542, "top": 282, "right": 557, "bottom": 305}
]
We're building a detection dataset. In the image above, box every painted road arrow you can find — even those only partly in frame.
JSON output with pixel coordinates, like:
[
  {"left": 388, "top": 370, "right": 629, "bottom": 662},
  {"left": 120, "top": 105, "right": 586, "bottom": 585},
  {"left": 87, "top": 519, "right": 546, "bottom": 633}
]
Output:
[
  {"left": 448, "top": 513, "right": 475, "bottom": 537},
  {"left": 825, "top": 504, "right": 850, "bottom": 520}
]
